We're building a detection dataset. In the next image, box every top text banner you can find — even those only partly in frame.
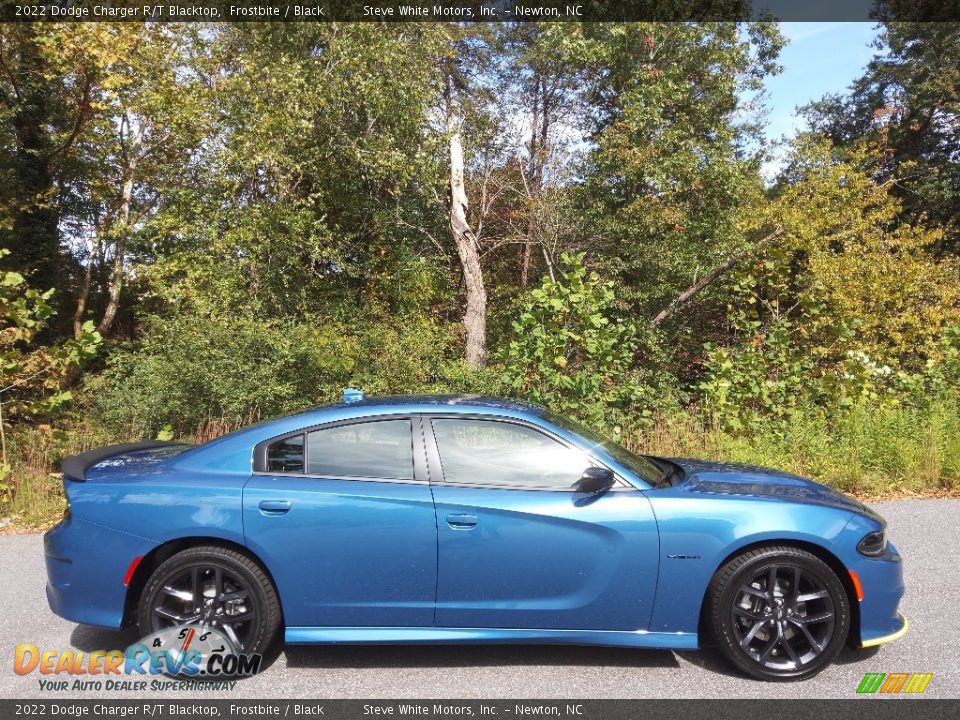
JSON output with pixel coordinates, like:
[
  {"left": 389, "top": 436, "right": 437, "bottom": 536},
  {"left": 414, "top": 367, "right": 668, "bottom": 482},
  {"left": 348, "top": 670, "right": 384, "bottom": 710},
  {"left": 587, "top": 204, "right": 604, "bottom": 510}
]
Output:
[{"left": 1, "top": 0, "right": 958, "bottom": 23}]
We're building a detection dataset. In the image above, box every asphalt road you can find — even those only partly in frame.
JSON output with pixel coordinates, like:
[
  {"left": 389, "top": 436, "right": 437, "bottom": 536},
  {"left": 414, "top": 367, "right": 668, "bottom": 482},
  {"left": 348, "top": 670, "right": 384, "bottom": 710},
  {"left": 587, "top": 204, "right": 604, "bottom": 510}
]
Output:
[{"left": 1, "top": 500, "right": 957, "bottom": 700}]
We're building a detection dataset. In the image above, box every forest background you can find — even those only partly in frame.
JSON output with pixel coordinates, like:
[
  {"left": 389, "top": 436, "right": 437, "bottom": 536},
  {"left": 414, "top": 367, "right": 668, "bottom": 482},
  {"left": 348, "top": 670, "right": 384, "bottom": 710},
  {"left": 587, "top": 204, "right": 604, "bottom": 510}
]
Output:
[{"left": 2, "top": 19, "right": 959, "bottom": 527}]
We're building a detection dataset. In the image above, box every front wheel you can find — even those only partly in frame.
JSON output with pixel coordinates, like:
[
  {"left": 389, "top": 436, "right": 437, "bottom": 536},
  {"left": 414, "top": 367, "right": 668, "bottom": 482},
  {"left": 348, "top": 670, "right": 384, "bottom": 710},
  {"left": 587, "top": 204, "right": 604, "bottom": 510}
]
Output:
[
  {"left": 137, "top": 545, "right": 281, "bottom": 657},
  {"left": 707, "top": 545, "right": 850, "bottom": 681}
]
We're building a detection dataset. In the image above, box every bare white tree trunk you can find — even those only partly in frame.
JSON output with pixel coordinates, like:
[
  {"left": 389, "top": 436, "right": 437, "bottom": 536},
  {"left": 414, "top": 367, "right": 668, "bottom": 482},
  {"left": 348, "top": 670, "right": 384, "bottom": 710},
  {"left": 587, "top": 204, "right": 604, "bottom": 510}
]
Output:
[
  {"left": 97, "top": 117, "right": 143, "bottom": 337},
  {"left": 447, "top": 119, "right": 487, "bottom": 369}
]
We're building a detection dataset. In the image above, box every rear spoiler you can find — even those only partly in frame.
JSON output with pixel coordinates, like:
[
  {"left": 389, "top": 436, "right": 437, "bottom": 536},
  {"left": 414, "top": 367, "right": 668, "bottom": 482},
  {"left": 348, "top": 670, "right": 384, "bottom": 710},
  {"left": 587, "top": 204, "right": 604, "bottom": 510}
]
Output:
[{"left": 60, "top": 441, "right": 187, "bottom": 481}]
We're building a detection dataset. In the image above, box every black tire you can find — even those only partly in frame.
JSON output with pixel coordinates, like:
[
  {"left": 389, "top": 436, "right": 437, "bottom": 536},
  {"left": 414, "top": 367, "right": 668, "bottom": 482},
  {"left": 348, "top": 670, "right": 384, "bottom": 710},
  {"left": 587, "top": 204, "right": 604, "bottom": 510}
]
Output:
[
  {"left": 137, "top": 545, "right": 281, "bottom": 658},
  {"left": 707, "top": 545, "right": 850, "bottom": 681}
]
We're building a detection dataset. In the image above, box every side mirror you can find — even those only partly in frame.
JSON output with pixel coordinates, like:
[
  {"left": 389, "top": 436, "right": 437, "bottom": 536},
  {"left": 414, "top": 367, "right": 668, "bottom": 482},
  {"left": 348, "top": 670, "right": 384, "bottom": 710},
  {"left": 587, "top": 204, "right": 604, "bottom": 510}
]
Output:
[{"left": 575, "top": 466, "right": 615, "bottom": 494}]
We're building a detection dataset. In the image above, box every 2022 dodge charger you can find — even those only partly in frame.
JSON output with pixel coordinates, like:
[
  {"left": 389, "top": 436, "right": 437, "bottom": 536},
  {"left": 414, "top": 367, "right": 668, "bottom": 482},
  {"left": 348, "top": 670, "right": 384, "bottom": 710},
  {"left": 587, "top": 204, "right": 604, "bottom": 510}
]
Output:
[{"left": 44, "top": 393, "right": 907, "bottom": 681}]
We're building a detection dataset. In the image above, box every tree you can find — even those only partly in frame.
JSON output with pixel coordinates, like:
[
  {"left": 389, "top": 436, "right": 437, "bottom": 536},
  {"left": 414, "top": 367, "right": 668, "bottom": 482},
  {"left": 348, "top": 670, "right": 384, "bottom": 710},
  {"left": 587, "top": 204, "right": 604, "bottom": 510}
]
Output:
[
  {"left": 0, "top": 24, "right": 97, "bottom": 301},
  {"left": 437, "top": 25, "right": 498, "bottom": 369},
  {"left": 501, "top": 23, "right": 588, "bottom": 288},
  {"left": 142, "top": 23, "right": 447, "bottom": 324},
  {"left": 802, "top": 22, "right": 960, "bottom": 254},
  {"left": 579, "top": 22, "right": 783, "bottom": 336}
]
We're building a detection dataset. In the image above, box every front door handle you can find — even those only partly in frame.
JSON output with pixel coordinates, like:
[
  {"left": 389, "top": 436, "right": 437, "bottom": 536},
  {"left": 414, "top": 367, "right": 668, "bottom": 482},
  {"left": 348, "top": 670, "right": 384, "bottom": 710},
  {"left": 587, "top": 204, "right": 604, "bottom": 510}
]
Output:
[
  {"left": 258, "top": 499, "right": 292, "bottom": 515},
  {"left": 446, "top": 513, "right": 478, "bottom": 529}
]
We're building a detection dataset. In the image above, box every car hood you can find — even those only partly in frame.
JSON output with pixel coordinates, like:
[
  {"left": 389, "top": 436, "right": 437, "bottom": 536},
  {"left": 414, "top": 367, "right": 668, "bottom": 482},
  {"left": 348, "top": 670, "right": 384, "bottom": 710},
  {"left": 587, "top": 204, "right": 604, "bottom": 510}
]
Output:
[{"left": 669, "top": 457, "right": 878, "bottom": 519}]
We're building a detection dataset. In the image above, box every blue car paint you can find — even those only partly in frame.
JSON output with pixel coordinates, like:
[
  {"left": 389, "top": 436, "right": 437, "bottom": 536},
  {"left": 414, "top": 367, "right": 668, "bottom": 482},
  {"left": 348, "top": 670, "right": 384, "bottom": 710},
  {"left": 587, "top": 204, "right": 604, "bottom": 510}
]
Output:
[
  {"left": 431, "top": 485, "right": 659, "bottom": 630},
  {"left": 43, "top": 395, "right": 906, "bottom": 651},
  {"left": 243, "top": 475, "right": 438, "bottom": 627}
]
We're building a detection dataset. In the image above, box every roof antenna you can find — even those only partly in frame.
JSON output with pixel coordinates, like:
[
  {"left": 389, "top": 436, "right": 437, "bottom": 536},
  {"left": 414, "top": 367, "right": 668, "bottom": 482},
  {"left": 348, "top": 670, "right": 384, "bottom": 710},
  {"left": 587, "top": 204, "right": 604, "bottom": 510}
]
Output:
[{"left": 342, "top": 388, "right": 365, "bottom": 404}]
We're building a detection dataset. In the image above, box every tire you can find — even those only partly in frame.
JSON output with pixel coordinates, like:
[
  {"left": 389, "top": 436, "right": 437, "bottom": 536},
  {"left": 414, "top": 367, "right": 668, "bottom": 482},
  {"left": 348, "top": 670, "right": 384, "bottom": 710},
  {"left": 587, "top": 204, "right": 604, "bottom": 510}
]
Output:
[
  {"left": 137, "top": 545, "right": 281, "bottom": 658},
  {"left": 707, "top": 545, "right": 850, "bottom": 681}
]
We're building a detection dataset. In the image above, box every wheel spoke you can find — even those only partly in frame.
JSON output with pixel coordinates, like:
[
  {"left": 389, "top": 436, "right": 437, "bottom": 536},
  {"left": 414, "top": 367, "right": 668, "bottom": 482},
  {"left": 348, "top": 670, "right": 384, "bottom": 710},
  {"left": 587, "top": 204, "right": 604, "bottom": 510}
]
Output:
[
  {"left": 222, "top": 611, "right": 255, "bottom": 624},
  {"left": 790, "top": 567, "right": 802, "bottom": 602},
  {"left": 757, "top": 634, "right": 778, "bottom": 661},
  {"left": 190, "top": 568, "right": 200, "bottom": 612},
  {"left": 740, "top": 585, "right": 768, "bottom": 600},
  {"left": 161, "top": 585, "right": 192, "bottom": 602},
  {"left": 221, "top": 621, "right": 241, "bottom": 651},
  {"left": 151, "top": 561, "right": 259, "bottom": 654},
  {"left": 740, "top": 620, "right": 767, "bottom": 648},
  {"left": 788, "top": 617, "right": 824, "bottom": 653},
  {"left": 793, "top": 610, "right": 834, "bottom": 624},
  {"left": 767, "top": 566, "right": 778, "bottom": 601},
  {"left": 796, "top": 590, "right": 829, "bottom": 602},
  {"left": 155, "top": 607, "right": 187, "bottom": 623},
  {"left": 780, "top": 631, "right": 802, "bottom": 667},
  {"left": 733, "top": 606, "right": 766, "bottom": 622}
]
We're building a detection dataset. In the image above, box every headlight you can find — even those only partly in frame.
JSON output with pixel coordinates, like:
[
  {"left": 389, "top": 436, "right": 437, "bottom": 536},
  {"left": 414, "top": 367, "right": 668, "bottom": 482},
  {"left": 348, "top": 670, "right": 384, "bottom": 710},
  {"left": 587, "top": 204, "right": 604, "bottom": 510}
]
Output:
[{"left": 857, "top": 529, "right": 887, "bottom": 557}]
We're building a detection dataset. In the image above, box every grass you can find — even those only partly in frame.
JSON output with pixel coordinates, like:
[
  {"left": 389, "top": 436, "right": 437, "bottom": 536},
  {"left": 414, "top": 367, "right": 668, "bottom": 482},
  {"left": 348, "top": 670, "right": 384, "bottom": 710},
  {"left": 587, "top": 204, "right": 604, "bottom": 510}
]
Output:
[
  {"left": 2, "top": 401, "right": 958, "bottom": 531},
  {"left": 626, "top": 401, "right": 960, "bottom": 498}
]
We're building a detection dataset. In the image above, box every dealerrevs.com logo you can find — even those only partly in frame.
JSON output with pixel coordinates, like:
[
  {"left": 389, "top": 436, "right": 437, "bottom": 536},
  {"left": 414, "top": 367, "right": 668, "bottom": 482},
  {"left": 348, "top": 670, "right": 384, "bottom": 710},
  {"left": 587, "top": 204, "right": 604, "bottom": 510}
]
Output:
[
  {"left": 14, "top": 625, "right": 261, "bottom": 692},
  {"left": 857, "top": 673, "right": 933, "bottom": 695}
]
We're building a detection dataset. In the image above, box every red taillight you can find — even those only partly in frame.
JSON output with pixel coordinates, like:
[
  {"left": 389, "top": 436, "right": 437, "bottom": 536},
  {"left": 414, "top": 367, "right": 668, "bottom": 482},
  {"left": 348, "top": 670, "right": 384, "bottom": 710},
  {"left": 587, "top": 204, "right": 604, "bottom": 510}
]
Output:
[
  {"left": 123, "top": 556, "right": 143, "bottom": 586},
  {"left": 849, "top": 570, "right": 864, "bottom": 601}
]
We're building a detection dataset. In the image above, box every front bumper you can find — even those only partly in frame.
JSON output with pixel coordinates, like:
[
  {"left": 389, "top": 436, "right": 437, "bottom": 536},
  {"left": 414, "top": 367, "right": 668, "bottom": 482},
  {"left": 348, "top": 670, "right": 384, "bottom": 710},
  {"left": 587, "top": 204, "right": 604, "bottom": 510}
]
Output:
[
  {"left": 862, "top": 612, "right": 908, "bottom": 648},
  {"left": 851, "top": 540, "right": 907, "bottom": 647}
]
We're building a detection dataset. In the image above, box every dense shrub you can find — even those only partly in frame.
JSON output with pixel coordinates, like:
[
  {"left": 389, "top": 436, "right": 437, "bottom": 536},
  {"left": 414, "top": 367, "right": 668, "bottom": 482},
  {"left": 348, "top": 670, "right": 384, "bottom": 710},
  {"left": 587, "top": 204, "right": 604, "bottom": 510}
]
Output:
[{"left": 87, "top": 312, "right": 502, "bottom": 438}]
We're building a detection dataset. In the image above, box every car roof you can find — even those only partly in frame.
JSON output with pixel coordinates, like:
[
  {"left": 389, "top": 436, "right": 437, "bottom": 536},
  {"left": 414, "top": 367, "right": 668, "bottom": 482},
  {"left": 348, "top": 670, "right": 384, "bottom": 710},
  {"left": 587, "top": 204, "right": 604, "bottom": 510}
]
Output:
[{"left": 325, "top": 394, "right": 546, "bottom": 415}]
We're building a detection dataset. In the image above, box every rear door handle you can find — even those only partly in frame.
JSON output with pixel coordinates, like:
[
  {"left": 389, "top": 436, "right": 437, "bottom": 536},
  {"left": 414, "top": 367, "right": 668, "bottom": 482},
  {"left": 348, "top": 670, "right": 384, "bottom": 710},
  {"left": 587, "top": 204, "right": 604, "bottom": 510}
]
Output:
[
  {"left": 258, "top": 500, "right": 292, "bottom": 515},
  {"left": 446, "top": 513, "right": 478, "bottom": 529}
]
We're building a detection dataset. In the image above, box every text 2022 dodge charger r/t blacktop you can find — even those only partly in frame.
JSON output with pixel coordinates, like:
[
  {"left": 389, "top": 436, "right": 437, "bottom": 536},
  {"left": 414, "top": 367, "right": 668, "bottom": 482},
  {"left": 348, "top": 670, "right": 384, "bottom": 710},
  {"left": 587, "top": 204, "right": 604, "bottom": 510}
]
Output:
[{"left": 44, "top": 392, "right": 906, "bottom": 681}]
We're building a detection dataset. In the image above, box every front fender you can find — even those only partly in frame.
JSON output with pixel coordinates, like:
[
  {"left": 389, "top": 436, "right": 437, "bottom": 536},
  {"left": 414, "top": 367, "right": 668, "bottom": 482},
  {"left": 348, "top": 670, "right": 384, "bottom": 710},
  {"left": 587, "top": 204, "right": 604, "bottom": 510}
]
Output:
[{"left": 645, "top": 490, "right": 856, "bottom": 635}]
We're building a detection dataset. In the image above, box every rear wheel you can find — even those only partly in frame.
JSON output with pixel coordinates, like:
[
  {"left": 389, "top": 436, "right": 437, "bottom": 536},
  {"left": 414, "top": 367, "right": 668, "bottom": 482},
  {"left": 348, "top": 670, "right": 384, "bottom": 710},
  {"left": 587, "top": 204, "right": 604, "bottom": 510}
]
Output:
[
  {"left": 708, "top": 545, "right": 850, "bottom": 681},
  {"left": 137, "top": 546, "right": 281, "bottom": 656}
]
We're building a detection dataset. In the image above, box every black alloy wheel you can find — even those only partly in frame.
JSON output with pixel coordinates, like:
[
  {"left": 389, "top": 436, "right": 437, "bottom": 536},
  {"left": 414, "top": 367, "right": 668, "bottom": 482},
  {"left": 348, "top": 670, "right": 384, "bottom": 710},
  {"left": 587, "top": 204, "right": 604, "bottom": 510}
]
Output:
[
  {"left": 708, "top": 545, "right": 850, "bottom": 680},
  {"left": 137, "top": 546, "right": 281, "bottom": 657}
]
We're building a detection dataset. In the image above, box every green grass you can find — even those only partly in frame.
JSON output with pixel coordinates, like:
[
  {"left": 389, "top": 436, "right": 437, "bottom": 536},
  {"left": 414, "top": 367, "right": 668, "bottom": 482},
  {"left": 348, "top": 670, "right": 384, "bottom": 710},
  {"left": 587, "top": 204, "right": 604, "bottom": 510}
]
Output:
[
  {"left": 626, "top": 401, "right": 960, "bottom": 497},
  {"left": 2, "top": 401, "right": 958, "bottom": 530}
]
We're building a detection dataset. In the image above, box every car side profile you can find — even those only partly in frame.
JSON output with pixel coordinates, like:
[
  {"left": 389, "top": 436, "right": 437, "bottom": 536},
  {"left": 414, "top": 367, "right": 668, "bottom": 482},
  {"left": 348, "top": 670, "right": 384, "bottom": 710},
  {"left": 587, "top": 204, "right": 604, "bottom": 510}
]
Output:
[{"left": 44, "top": 393, "right": 906, "bottom": 681}]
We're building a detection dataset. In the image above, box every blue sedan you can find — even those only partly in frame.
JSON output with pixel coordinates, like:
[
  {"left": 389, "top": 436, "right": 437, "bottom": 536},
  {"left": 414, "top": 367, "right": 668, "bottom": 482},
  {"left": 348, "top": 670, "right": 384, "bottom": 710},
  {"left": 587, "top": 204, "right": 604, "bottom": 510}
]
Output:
[{"left": 44, "top": 392, "right": 906, "bottom": 681}]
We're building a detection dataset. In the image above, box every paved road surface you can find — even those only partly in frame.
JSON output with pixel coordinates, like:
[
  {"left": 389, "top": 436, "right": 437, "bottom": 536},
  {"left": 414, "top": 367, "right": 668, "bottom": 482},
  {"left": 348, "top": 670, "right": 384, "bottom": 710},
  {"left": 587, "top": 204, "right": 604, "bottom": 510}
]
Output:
[{"left": 1, "top": 500, "right": 956, "bottom": 699}]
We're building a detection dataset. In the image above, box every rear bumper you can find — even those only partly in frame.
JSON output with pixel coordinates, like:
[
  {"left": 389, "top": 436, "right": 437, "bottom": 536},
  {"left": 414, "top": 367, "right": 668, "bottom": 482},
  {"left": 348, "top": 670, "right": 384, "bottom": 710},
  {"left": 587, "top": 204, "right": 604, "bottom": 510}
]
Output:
[{"left": 44, "top": 516, "right": 155, "bottom": 629}]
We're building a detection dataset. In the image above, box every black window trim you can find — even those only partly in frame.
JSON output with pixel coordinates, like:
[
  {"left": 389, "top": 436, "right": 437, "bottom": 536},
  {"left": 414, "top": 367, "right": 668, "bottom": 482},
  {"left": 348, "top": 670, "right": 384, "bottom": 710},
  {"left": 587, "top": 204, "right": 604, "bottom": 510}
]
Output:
[
  {"left": 253, "top": 414, "right": 428, "bottom": 485},
  {"left": 422, "top": 413, "right": 630, "bottom": 493}
]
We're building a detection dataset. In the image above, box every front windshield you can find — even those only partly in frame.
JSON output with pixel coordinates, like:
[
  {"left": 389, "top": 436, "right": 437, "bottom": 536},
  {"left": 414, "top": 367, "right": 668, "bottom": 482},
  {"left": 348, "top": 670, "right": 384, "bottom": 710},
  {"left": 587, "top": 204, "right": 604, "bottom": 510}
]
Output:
[{"left": 544, "top": 412, "right": 670, "bottom": 487}]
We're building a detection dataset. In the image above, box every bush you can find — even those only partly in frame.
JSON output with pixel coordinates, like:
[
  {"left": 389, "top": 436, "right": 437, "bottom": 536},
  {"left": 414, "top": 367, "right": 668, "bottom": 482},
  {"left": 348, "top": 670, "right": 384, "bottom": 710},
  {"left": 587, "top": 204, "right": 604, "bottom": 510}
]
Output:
[
  {"left": 88, "top": 312, "right": 503, "bottom": 439},
  {"left": 500, "top": 253, "right": 675, "bottom": 431}
]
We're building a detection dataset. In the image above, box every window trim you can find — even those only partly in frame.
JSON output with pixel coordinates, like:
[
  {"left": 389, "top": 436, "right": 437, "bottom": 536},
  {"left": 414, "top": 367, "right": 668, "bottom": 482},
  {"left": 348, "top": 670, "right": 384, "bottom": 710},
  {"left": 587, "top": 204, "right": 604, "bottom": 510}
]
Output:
[
  {"left": 423, "top": 414, "right": 629, "bottom": 493},
  {"left": 253, "top": 414, "right": 427, "bottom": 484}
]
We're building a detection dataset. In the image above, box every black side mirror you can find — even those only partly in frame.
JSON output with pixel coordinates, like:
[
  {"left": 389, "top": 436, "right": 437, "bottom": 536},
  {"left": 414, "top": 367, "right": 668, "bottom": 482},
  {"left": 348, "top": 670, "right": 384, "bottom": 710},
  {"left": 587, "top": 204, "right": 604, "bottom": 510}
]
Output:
[{"left": 575, "top": 466, "right": 615, "bottom": 494}]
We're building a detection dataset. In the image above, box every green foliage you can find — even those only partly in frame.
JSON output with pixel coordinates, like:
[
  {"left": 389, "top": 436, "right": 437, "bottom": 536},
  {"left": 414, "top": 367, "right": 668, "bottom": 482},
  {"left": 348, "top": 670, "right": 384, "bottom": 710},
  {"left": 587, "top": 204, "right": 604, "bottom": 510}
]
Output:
[
  {"left": 5, "top": 22, "right": 960, "bottom": 528},
  {"left": 630, "top": 401, "right": 960, "bottom": 496},
  {"left": 1, "top": 249, "right": 100, "bottom": 419},
  {"left": 500, "top": 254, "right": 664, "bottom": 429},
  {"left": 90, "top": 314, "right": 353, "bottom": 437},
  {"left": 89, "top": 311, "right": 500, "bottom": 439}
]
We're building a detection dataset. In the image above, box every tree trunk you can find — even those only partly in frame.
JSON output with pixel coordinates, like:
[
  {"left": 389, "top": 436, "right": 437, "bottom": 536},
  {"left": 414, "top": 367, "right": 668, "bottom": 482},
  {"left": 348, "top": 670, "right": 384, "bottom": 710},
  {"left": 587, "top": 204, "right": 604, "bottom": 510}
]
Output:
[
  {"left": 72, "top": 229, "right": 101, "bottom": 338},
  {"left": 448, "top": 119, "right": 487, "bottom": 369},
  {"left": 97, "top": 118, "right": 143, "bottom": 337}
]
